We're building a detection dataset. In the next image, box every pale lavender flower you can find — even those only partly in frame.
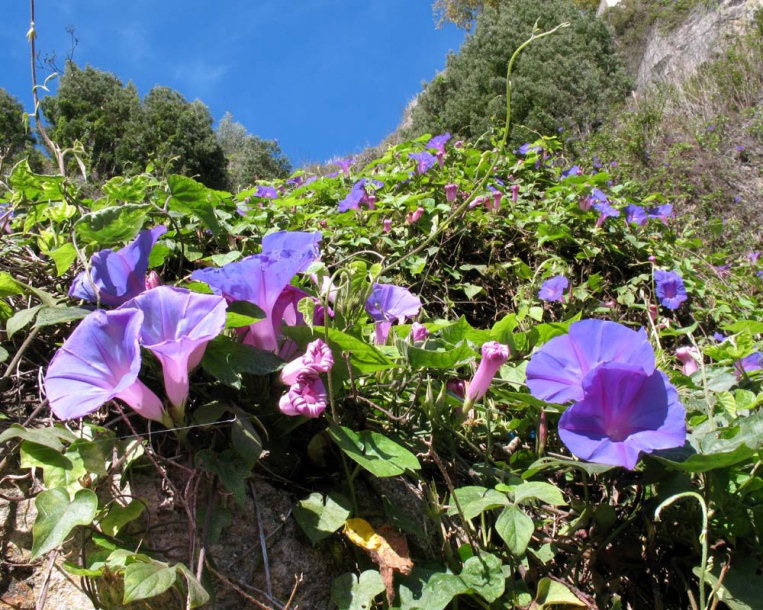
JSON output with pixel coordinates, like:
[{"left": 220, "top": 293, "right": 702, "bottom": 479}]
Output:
[
  {"left": 406, "top": 207, "right": 425, "bottom": 224},
  {"left": 383, "top": 218, "right": 392, "bottom": 233},
  {"left": 747, "top": 251, "right": 760, "bottom": 264},
  {"left": 366, "top": 283, "right": 422, "bottom": 345},
  {"left": 331, "top": 157, "right": 355, "bottom": 177},
  {"left": 121, "top": 287, "right": 227, "bottom": 411},
  {"left": 647, "top": 204, "right": 673, "bottom": 224},
  {"left": 518, "top": 143, "right": 542, "bottom": 155},
  {"left": 654, "top": 270, "right": 688, "bottom": 310},
  {"left": 561, "top": 166, "right": 581, "bottom": 179},
  {"left": 427, "top": 133, "right": 451, "bottom": 153},
  {"left": 255, "top": 185, "right": 278, "bottom": 199},
  {"left": 410, "top": 322, "right": 430, "bottom": 343},
  {"left": 44, "top": 309, "right": 166, "bottom": 423},
  {"left": 538, "top": 276, "right": 569, "bottom": 303},
  {"left": 338, "top": 178, "right": 383, "bottom": 212},
  {"left": 69, "top": 226, "right": 168, "bottom": 307},
  {"left": 465, "top": 342, "right": 510, "bottom": 405},
  {"left": 488, "top": 190, "right": 503, "bottom": 212},
  {"left": 409, "top": 151, "right": 437, "bottom": 175}
]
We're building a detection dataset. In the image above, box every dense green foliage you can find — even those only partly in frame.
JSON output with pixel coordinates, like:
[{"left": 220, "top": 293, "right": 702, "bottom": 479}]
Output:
[
  {"left": 409, "top": 0, "right": 631, "bottom": 145},
  {"left": 433, "top": 0, "right": 601, "bottom": 29},
  {"left": 40, "top": 62, "right": 290, "bottom": 190},
  {"left": 0, "top": 89, "right": 42, "bottom": 173}
]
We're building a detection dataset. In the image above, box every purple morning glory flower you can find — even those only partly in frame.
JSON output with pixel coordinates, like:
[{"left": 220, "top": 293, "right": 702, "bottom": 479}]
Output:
[
  {"left": 517, "top": 143, "right": 542, "bottom": 155},
  {"left": 526, "top": 319, "right": 656, "bottom": 404},
  {"left": 255, "top": 185, "right": 278, "bottom": 199},
  {"left": 445, "top": 183, "right": 458, "bottom": 203},
  {"left": 338, "top": 178, "right": 383, "bottom": 212},
  {"left": 191, "top": 232, "right": 322, "bottom": 353},
  {"left": 410, "top": 322, "right": 430, "bottom": 343},
  {"left": 44, "top": 309, "right": 166, "bottom": 423},
  {"left": 365, "top": 283, "right": 422, "bottom": 345},
  {"left": 654, "top": 270, "right": 688, "bottom": 310},
  {"left": 121, "top": 287, "right": 227, "bottom": 411},
  {"left": 262, "top": 230, "right": 322, "bottom": 274},
  {"left": 280, "top": 338, "right": 334, "bottom": 386},
  {"left": 69, "top": 226, "right": 167, "bottom": 307},
  {"left": 330, "top": 157, "right": 355, "bottom": 177},
  {"left": 558, "top": 363, "right": 686, "bottom": 470},
  {"left": 747, "top": 251, "right": 760, "bottom": 264},
  {"left": 647, "top": 204, "right": 673, "bottom": 224},
  {"left": 465, "top": 341, "right": 510, "bottom": 406},
  {"left": 735, "top": 352, "right": 763, "bottom": 378},
  {"left": 713, "top": 332, "right": 726, "bottom": 342},
  {"left": 590, "top": 188, "right": 608, "bottom": 203},
  {"left": 561, "top": 165, "right": 581, "bottom": 179},
  {"left": 538, "top": 275, "right": 569, "bottom": 303},
  {"left": 624, "top": 204, "right": 648, "bottom": 226},
  {"left": 409, "top": 151, "right": 437, "bottom": 175},
  {"left": 279, "top": 374, "right": 328, "bottom": 418},
  {"left": 427, "top": 133, "right": 451, "bottom": 153},
  {"left": 593, "top": 201, "right": 620, "bottom": 227}
]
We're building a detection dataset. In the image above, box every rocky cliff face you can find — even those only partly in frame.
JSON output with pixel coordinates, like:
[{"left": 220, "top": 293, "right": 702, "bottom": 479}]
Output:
[{"left": 606, "top": 0, "right": 763, "bottom": 91}]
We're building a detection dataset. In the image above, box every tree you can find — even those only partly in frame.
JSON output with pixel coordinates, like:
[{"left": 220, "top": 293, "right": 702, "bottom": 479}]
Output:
[
  {"left": 0, "top": 89, "right": 41, "bottom": 173},
  {"left": 411, "top": 0, "right": 631, "bottom": 146},
  {"left": 434, "top": 0, "right": 601, "bottom": 28},
  {"left": 41, "top": 62, "right": 142, "bottom": 180},
  {"left": 217, "top": 112, "right": 291, "bottom": 191}
]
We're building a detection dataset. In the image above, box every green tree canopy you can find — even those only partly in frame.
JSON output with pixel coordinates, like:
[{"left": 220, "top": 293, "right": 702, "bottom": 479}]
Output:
[
  {"left": 412, "top": 0, "right": 631, "bottom": 145},
  {"left": 217, "top": 112, "right": 291, "bottom": 191},
  {"left": 0, "top": 89, "right": 41, "bottom": 173}
]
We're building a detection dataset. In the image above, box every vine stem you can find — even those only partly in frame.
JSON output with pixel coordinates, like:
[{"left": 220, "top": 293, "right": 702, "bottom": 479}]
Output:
[
  {"left": 381, "top": 21, "right": 569, "bottom": 277},
  {"left": 655, "top": 491, "right": 710, "bottom": 610}
]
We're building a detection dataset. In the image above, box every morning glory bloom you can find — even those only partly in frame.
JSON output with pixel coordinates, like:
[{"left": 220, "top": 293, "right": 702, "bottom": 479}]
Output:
[
  {"left": 122, "top": 287, "right": 227, "bottom": 412},
  {"left": 747, "top": 251, "right": 760, "bottom": 264},
  {"left": 365, "top": 283, "right": 422, "bottom": 345},
  {"left": 654, "top": 270, "right": 688, "bottom": 310},
  {"left": 331, "top": 157, "right": 355, "bottom": 177},
  {"left": 590, "top": 188, "right": 608, "bottom": 203},
  {"left": 410, "top": 322, "right": 430, "bottom": 343},
  {"left": 675, "top": 346, "right": 700, "bottom": 376},
  {"left": 69, "top": 226, "right": 167, "bottom": 307},
  {"left": 409, "top": 151, "right": 437, "bottom": 175},
  {"left": 518, "top": 143, "right": 542, "bottom": 155},
  {"left": 427, "top": 133, "right": 451, "bottom": 153},
  {"left": 538, "top": 275, "right": 569, "bottom": 303},
  {"left": 558, "top": 363, "right": 686, "bottom": 470},
  {"left": 735, "top": 352, "right": 763, "bottom": 378},
  {"left": 44, "top": 309, "right": 166, "bottom": 423},
  {"left": 406, "top": 207, "right": 425, "bottom": 224},
  {"left": 561, "top": 165, "right": 581, "bottom": 179},
  {"left": 594, "top": 201, "right": 620, "bottom": 227},
  {"left": 255, "top": 185, "right": 278, "bottom": 199},
  {"left": 191, "top": 232, "right": 322, "bottom": 353},
  {"left": 383, "top": 219, "right": 392, "bottom": 233},
  {"left": 338, "top": 178, "right": 384, "bottom": 212},
  {"left": 279, "top": 374, "right": 329, "bottom": 418},
  {"left": 280, "top": 338, "right": 334, "bottom": 386},
  {"left": 526, "top": 319, "right": 656, "bottom": 404},
  {"left": 465, "top": 342, "right": 510, "bottom": 406},
  {"left": 624, "top": 204, "right": 648, "bottom": 226},
  {"left": 647, "top": 204, "right": 673, "bottom": 224},
  {"left": 445, "top": 183, "right": 458, "bottom": 203},
  {"left": 511, "top": 184, "right": 520, "bottom": 202}
]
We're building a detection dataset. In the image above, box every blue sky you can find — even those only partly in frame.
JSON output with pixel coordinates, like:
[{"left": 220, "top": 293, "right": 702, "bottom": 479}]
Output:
[{"left": 1, "top": 1, "right": 466, "bottom": 168}]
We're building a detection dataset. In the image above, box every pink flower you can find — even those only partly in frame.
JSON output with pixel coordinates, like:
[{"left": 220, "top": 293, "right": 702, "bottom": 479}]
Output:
[
  {"left": 410, "top": 322, "right": 429, "bottom": 342},
  {"left": 383, "top": 219, "right": 393, "bottom": 233},
  {"left": 445, "top": 183, "right": 458, "bottom": 203},
  {"left": 676, "top": 347, "right": 700, "bottom": 376},
  {"left": 465, "top": 342, "right": 510, "bottom": 406},
  {"left": 145, "top": 270, "right": 162, "bottom": 290},
  {"left": 488, "top": 190, "right": 503, "bottom": 212},
  {"left": 406, "top": 207, "right": 425, "bottom": 224},
  {"left": 280, "top": 338, "right": 334, "bottom": 385},
  {"left": 279, "top": 374, "right": 328, "bottom": 418},
  {"left": 511, "top": 184, "right": 519, "bottom": 203}
]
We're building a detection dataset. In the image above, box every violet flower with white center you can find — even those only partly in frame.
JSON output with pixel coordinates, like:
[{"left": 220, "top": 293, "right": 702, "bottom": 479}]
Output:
[
  {"left": 427, "top": 133, "right": 450, "bottom": 166},
  {"left": 445, "top": 183, "right": 458, "bottom": 203},
  {"left": 735, "top": 352, "right": 763, "bottom": 378},
  {"left": 70, "top": 226, "right": 167, "bottom": 307},
  {"left": 279, "top": 373, "right": 329, "bottom": 417},
  {"left": 255, "top": 185, "right": 278, "bottom": 199},
  {"left": 464, "top": 341, "right": 510, "bottom": 406},
  {"left": 594, "top": 201, "right": 620, "bottom": 227},
  {"left": 648, "top": 204, "right": 673, "bottom": 224},
  {"left": 122, "top": 286, "right": 227, "bottom": 412},
  {"left": 338, "top": 178, "right": 384, "bottom": 212},
  {"left": 558, "top": 363, "right": 686, "bottom": 470},
  {"left": 676, "top": 346, "right": 700, "bottom": 376},
  {"left": 525, "top": 319, "right": 656, "bottom": 404},
  {"left": 624, "top": 204, "right": 648, "bottom": 226},
  {"left": 280, "top": 338, "right": 334, "bottom": 386},
  {"left": 538, "top": 275, "right": 569, "bottom": 303},
  {"left": 44, "top": 309, "right": 166, "bottom": 423},
  {"left": 591, "top": 188, "right": 608, "bottom": 203},
  {"left": 366, "top": 283, "right": 422, "bottom": 345},
  {"left": 561, "top": 165, "right": 581, "bottom": 179},
  {"left": 654, "top": 270, "right": 688, "bottom": 310},
  {"left": 409, "top": 151, "right": 437, "bottom": 175},
  {"left": 410, "top": 322, "right": 430, "bottom": 343}
]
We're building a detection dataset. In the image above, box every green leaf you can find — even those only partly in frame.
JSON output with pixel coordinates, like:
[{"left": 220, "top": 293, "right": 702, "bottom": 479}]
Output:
[
  {"left": 33, "top": 306, "right": 91, "bottom": 329},
  {"left": 0, "top": 272, "right": 26, "bottom": 297},
  {"left": 723, "top": 320, "right": 763, "bottom": 335},
  {"left": 74, "top": 204, "right": 149, "bottom": 247},
  {"left": 20, "top": 441, "right": 73, "bottom": 472},
  {"left": 534, "top": 577, "right": 586, "bottom": 608},
  {"left": 167, "top": 175, "right": 221, "bottom": 236},
  {"left": 402, "top": 340, "right": 476, "bottom": 370},
  {"left": 47, "top": 243, "right": 79, "bottom": 276},
  {"left": 0, "top": 424, "right": 76, "bottom": 451},
  {"left": 175, "top": 562, "right": 211, "bottom": 608},
  {"left": 328, "top": 426, "right": 421, "bottom": 477},
  {"left": 413, "top": 572, "right": 470, "bottom": 609},
  {"left": 512, "top": 481, "right": 566, "bottom": 506},
  {"left": 325, "top": 327, "right": 396, "bottom": 374},
  {"left": 331, "top": 570, "right": 386, "bottom": 610},
  {"left": 32, "top": 488, "right": 98, "bottom": 558},
  {"left": 458, "top": 553, "right": 505, "bottom": 602},
  {"left": 0, "top": 345, "right": 8, "bottom": 364},
  {"left": 99, "top": 500, "right": 146, "bottom": 537},
  {"left": 523, "top": 456, "right": 616, "bottom": 478},
  {"left": 462, "top": 283, "right": 483, "bottom": 299},
  {"left": 201, "top": 336, "right": 284, "bottom": 388},
  {"left": 231, "top": 416, "right": 263, "bottom": 468},
  {"left": 6, "top": 305, "right": 41, "bottom": 339},
  {"left": 122, "top": 560, "right": 177, "bottom": 604},
  {"left": 439, "top": 316, "right": 492, "bottom": 345},
  {"left": 447, "top": 486, "right": 509, "bottom": 520},
  {"left": 294, "top": 492, "right": 352, "bottom": 546},
  {"left": 225, "top": 300, "right": 265, "bottom": 329},
  {"left": 195, "top": 449, "right": 251, "bottom": 506},
  {"left": 495, "top": 505, "right": 534, "bottom": 556}
]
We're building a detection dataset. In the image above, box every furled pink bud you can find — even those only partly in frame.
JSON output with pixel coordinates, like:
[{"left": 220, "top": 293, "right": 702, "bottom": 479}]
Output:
[
  {"left": 579, "top": 196, "right": 593, "bottom": 211},
  {"left": 469, "top": 196, "right": 486, "bottom": 209},
  {"left": 447, "top": 379, "right": 466, "bottom": 399},
  {"left": 406, "top": 207, "right": 425, "bottom": 224},
  {"left": 511, "top": 184, "right": 519, "bottom": 203},
  {"left": 410, "top": 322, "right": 429, "bottom": 343},
  {"left": 445, "top": 183, "right": 458, "bottom": 203},
  {"left": 367, "top": 194, "right": 377, "bottom": 210},
  {"left": 145, "top": 270, "right": 162, "bottom": 290},
  {"left": 488, "top": 190, "right": 503, "bottom": 212},
  {"left": 676, "top": 346, "right": 700, "bottom": 376},
  {"left": 280, "top": 338, "right": 334, "bottom": 385},
  {"left": 383, "top": 219, "right": 392, "bottom": 233},
  {"left": 465, "top": 341, "right": 510, "bottom": 405},
  {"left": 279, "top": 374, "right": 328, "bottom": 418}
]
